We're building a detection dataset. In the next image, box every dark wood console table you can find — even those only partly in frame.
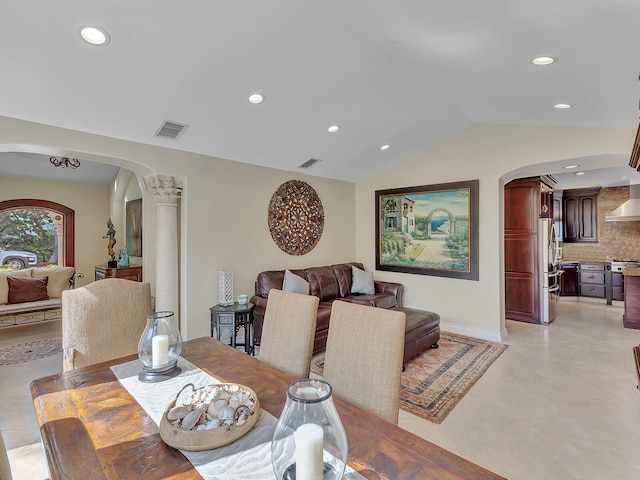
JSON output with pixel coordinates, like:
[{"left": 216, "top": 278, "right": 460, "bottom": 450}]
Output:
[{"left": 94, "top": 265, "right": 143, "bottom": 282}]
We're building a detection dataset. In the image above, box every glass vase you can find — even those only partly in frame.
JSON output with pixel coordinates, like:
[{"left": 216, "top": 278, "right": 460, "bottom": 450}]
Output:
[
  {"left": 271, "top": 379, "right": 348, "bottom": 480},
  {"left": 137, "top": 311, "right": 183, "bottom": 382}
]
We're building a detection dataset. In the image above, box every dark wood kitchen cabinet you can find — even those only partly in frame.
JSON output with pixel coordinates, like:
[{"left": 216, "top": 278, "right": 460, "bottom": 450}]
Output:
[
  {"left": 562, "top": 187, "right": 600, "bottom": 243},
  {"left": 612, "top": 272, "right": 624, "bottom": 301},
  {"left": 504, "top": 176, "right": 557, "bottom": 323},
  {"left": 560, "top": 263, "right": 578, "bottom": 296}
]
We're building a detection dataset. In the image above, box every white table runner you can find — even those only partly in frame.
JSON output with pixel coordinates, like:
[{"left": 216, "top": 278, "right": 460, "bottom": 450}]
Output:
[{"left": 111, "top": 358, "right": 365, "bottom": 479}]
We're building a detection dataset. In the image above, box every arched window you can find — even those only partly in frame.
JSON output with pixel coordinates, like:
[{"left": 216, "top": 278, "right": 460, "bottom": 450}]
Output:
[{"left": 0, "top": 199, "right": 74, "bottom": 267}]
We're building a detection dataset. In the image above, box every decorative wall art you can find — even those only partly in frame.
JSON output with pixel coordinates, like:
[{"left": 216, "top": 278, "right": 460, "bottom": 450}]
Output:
[
  {"left": 126, "top": 199, "right": 143, "bottom": 257},
  {"left": 268, "top": 180, "right": 324, "bottom": 255},
  {"left": 375, "top": 180, "right": 479, "bottom": 280}
]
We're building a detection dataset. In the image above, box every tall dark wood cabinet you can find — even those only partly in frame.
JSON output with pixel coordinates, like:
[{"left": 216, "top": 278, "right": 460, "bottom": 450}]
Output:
[
  {"left": 504, "top": 176, "right": 556, "bottom": 323},
  {"left": 562, "top": 187, "right": 599, "bottom": 243}
]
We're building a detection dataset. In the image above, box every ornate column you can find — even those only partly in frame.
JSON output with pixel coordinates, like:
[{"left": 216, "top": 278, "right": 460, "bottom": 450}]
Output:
[{"left": 145, "top": 175, "right": 183, "bottom": 322}]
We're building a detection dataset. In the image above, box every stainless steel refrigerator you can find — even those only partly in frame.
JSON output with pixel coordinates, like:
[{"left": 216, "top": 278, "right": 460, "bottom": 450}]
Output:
[{"left": 539, "top": 218, "right": 561, "bottom": 324}]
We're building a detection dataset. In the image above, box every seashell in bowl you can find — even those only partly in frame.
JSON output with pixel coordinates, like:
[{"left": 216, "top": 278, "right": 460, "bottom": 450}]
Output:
[
  {"left": 167, "top": 405, "right": 190, "bottom": 421},
  {"left": 181, "top": 407, "right": 203, "bottom": 430}
]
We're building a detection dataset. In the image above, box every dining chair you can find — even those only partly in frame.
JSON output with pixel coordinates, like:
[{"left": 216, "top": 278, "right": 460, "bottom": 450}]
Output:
[
  {"left": 258, "top": 288, "right": 319, "bottom": 379},
  {"left": 0, "top": 429, "right": 12, "bottom": 480},
  {"left": 322, "top": 300, "right": 406, "bottom": 424},
  {"left": 62, "top": 278, "right": 152, "bottom": 371}
]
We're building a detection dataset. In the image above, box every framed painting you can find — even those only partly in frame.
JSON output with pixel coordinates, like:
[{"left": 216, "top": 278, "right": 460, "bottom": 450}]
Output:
[
  {"left": 126, "top": 198, "right": 142, "bottom": 257},
  {"left": 375, "top": 180, "right": 479, "bottom": 280}
]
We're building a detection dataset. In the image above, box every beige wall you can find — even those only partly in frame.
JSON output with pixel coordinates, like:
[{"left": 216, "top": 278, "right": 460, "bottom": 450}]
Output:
[
  {"left": 108, "top": 170, "right": 144, "bottom": 266},
  {"left": 356, "top": 124, "right": 635, "bottom": 340},
  {"left": 0, "top": 176, "right": 109, "bottom": 287},
  {"left": 0, "top": 116, "right": 355, "bottom": 340}
]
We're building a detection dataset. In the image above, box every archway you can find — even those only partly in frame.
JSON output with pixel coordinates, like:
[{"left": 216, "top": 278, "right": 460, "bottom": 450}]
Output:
[{"left": 425, "top": 207, "right": 455, "bottom": 239}]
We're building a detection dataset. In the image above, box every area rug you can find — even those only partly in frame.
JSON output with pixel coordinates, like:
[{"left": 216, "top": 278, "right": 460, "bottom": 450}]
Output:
[
  {"left": 0, "top": 338, "right": 62, "bottom": 365},
  {"left": 310, "top": 331, "right": 508, "bottom": 424}
]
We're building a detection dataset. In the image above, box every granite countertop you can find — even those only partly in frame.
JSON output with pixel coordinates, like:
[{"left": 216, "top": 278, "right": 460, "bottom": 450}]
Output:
[{"left": 622, "top": 268, "right": 640, "bottom": 276}]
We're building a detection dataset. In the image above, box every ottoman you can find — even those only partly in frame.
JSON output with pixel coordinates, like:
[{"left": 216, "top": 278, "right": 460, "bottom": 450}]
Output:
[{"left": 399, "top": 307, "right": 440, "bottom": 367}]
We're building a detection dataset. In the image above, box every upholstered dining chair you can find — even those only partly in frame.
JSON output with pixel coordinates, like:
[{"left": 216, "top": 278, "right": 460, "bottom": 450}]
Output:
[
  {"left": 322, "top": 301, "right": 406, "bottom": 424},
  {"left": 258, "top": 288, "right": 319, "bottom": 379},
  {"left": 62, "top": 278, "right": 152, "bottom": 372},
  {"left": 0, "top": 428, "right": 12, "bottom": 480}
]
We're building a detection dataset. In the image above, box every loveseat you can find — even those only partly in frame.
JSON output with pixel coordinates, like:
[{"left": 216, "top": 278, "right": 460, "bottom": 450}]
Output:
[
  {"left": 250, "top": 262, "right": 403, "bottom": 354},
  {"left": 0, "top": 266, "right": 76, "bottom": 327}
]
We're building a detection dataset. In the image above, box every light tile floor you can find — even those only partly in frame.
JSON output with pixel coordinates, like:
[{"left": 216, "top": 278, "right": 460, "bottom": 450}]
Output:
[{"left": 2, "top": 299, "right": 640, "bottom": 479}]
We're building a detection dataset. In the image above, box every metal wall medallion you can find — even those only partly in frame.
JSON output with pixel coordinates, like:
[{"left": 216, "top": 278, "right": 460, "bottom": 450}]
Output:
[{"left": 268, "top": 180, "right": 324, "bottom": 255}]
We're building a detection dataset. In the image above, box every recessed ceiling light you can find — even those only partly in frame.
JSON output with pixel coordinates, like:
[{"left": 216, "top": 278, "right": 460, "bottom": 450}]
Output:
[
  {"left": 575, "top": 172, "right": 585, "bottom": 176},
  {"left": 564, "top": 165, "right": 580, "bottom": 169},
  {"left": 327, "top": 125, "right": 340, "bottom": 133},
  {"left": 554, "top": 103, "right": 572, "bottom": 109},
  {"left": 531, "top": 56, "right": 557, "bottom": 66},
  {"left": 247, "top": 93, "right": 265, "bottom": 104},
  {"left": 79, "top": 26, "right": 110, "bottom": 46},
  {"left": 380, "top": 144, "right": 391, "bottom": 151}
]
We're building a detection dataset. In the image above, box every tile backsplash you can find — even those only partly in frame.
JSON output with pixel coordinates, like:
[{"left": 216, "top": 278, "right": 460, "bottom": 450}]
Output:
[{"left": 561, "top": 186, "right": 640, "bottom": 262}]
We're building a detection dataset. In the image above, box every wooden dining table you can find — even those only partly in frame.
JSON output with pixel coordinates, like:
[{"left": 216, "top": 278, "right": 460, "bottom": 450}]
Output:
[{"left": 31, "top": 336, "right": 506, "bottom": 479}]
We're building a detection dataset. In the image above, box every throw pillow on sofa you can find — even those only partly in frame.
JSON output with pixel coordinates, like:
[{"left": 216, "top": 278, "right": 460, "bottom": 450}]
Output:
[
  {"left": 351, "top": 265, "right": 375, "bottom": 295},
  {"left": 7, "top": 276, "right": 49, "bottom": 304},
  {"left": 0, "top": 269, "right": 33, "bottom": 305},
  {"left": 32, "top": 266, "right": 75, "bottom": 299},
  {"left": 282, "top": 269, "right": 310, "bottom": 295}
]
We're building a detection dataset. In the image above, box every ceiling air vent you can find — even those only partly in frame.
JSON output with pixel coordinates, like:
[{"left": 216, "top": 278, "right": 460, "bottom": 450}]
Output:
[
  {"left": 298, "top": 158, "right": 322, "bottom": 169},
  {"left": 155, "top": 120, "right": 188, "bottom": 140}
]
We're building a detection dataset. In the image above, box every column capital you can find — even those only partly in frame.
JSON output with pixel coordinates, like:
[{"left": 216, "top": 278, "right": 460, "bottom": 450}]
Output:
[{"left": 144, "top": 175, "right": 183, "bottom": 204}]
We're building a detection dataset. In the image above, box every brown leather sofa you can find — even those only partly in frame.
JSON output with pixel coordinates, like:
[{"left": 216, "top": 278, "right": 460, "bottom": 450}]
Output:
[{"left": 250, "top": 262, "right": 403, "bottom": 354}]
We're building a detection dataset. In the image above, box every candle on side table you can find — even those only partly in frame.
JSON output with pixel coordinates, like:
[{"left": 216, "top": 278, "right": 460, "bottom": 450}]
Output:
[
  {"left": 294, "top": 423, "right": 323, "bottom": 480},
  {"left": 152, "top": 334, "right": 169, "bottom": 368}
]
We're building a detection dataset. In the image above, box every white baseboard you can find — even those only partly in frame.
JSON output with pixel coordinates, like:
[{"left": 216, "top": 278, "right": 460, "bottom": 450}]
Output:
[{"left": 440, "top": 321, "right": 506, "bottom": 343}]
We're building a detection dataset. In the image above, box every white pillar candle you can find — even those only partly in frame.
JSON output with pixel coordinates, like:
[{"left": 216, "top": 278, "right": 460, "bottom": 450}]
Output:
[
  {"left": 294, "top": 423, "right": 323, "bottom": 480},
  {"left": 152, "top": 334, "right": 169, "bottom": 368}
]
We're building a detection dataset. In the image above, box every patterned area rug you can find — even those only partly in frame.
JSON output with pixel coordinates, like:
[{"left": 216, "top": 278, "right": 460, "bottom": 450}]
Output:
[
  {"left": 0, "top": 338, "right": 63, "bottom": 365},
  {"left": 310, "top": 331, "right": 508, "bottom": 424}
]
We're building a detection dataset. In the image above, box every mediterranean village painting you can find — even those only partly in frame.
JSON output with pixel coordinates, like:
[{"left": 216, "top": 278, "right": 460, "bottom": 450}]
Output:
[{"left": 376, "top": 180, "right": 479, "bottom": 280}]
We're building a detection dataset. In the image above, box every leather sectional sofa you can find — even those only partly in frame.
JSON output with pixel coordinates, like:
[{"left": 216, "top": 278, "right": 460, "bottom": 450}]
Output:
[{"left": 250, "top": 262, "right": 404, "bottom": 354}]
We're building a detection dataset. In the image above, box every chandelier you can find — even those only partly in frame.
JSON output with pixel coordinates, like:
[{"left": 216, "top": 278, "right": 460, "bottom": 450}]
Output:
[{"left": 50, "top": 156, "right": 81, "bottom": 169}]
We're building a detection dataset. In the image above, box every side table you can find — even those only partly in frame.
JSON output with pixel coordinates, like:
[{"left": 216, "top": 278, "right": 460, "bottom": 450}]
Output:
[{"left": 210, "top": 302, "right": 254, "bottom": 355}]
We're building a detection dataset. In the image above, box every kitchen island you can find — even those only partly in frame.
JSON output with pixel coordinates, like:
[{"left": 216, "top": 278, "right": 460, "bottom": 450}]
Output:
[{"left": 622, "top": 268, "right": 640, "bottom": 330}]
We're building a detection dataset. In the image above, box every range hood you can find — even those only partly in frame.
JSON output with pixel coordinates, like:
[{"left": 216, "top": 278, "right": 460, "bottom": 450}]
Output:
[{"left": 606, "top": 184, "right": 640, "bottom": 222}]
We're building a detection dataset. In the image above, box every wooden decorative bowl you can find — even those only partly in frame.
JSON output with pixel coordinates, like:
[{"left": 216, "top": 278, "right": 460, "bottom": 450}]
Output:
[{"left": 159, "top": 383, "right": 260, "bottom": 451}]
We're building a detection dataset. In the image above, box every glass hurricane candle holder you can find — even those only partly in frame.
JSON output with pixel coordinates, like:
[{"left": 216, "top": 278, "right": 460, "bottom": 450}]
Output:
[
  {"left": 138, "top": 311, "right": 183, "bottom": 382},
  {"left": 271, "top": 379, "right": 348, "bottom": 480}
]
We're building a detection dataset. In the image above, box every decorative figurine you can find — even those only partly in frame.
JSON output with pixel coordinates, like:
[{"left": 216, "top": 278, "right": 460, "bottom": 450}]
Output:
[
  {"left": 103, "top": 218, "right": 117, "bottom": 262},
  {"left": 118, "top": 247, "right": 130, "bottom": 267}
]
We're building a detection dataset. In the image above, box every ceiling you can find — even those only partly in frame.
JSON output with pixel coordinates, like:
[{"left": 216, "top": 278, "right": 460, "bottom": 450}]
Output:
[{"left": 1, "top": 1, "right": 639, "bottom": 187}]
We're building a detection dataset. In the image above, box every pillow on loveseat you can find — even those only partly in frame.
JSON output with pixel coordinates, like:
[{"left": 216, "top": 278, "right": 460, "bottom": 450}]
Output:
[
  {"left": 32, "top": 266, "right": 75, "bottom": 299},
  {"left": 0, "top": 269, "right": 33, "bottom": 305},
  {"left": 351, "top": 265, "right": 375, "bottom": 294},
  {"left": 282, "top": 269, "right": 310, "bottom": 295},
  {"left": 7, "top": 276, "right": 49, "bottom": 304}
]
